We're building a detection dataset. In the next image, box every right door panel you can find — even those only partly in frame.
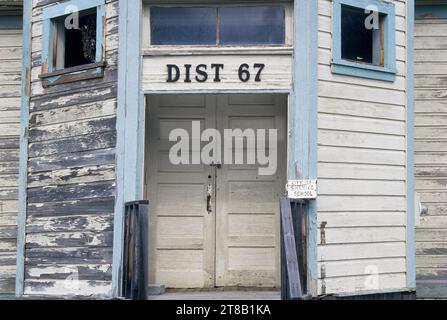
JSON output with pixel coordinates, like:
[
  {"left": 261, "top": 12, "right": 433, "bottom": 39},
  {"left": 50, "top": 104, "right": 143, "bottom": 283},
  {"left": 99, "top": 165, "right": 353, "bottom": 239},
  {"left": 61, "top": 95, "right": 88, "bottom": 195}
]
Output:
[{"left": 215, "top": 94, "right": 287, "bottom": 288}]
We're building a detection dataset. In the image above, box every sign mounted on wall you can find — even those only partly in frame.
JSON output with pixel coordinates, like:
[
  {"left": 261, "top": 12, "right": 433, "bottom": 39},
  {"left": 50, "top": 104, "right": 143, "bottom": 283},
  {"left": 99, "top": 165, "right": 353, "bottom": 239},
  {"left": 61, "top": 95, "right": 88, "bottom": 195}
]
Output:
[
  {"left": 142, "top": 55, "right": 293, "bottom": 91},
  {"left": 286, "top": 180, "right": 318, "bottom": 200},
  {"left": 166, "top": 63, "right": 266, "bottom": 83}
]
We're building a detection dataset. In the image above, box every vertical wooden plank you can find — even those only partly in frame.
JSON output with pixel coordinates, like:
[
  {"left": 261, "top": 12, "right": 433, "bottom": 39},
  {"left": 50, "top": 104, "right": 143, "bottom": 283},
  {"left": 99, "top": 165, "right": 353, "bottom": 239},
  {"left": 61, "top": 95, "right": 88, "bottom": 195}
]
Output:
[
  {"left": 280, "top": 218, "right": 287, "bottom": 300},
  {"left": 113, "top": 0, "right": 143, "bottom": 298},
  {"left": 122, "top": 204, "right": 129, "bottom": 298},
  {"left": 406, "top": 0, "right": 416, "bottom": 290},
  {"left": 292, "top": 0, "right": 319, "bottom": 297},
  {"left": 15, "top": 0, "right": 31, "bottom": 297},
  {"left": 280, "top": 197, "right": 302, "bottom": 299},
  {"left": 138, "top": 202, "right": 149, "bottom": 300}
]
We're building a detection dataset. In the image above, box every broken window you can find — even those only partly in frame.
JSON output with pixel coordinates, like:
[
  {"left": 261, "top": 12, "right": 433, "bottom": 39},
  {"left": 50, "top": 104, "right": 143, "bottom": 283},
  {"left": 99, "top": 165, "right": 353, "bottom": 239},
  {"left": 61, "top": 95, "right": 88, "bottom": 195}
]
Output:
[
  {"left": 53, "top": 9, "right": 98, "bottom": 70},
  {"left": 341, "top": 5, "right": 384, "bottom": 66}
]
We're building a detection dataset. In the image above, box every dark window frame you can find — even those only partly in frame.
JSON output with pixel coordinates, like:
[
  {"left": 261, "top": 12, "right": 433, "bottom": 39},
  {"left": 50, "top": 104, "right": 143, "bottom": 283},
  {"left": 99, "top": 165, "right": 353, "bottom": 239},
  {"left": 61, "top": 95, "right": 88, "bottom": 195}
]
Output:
[
  {"left": 332, "top": 0, "right": 396, "bottom": 82},
  {"left": 40, "top": 0, "right": 106, "bottom": 87},
  {"left": 340, "top": 5, "right": 385, "bottom": 67},
  {"left": 149, "top": 4, "right": 286, "bottom": 47}
]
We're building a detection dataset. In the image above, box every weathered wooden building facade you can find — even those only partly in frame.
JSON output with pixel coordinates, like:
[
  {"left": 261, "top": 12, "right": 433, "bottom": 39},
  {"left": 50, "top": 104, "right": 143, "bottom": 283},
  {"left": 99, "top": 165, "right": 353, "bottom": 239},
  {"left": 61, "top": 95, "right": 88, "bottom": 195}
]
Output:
[
  {"left": 0, "top": 0, "right": 439, "bottom": 299},
  {"left": 414, "top": 0, "right": 447, "bottom": 298},
  {"left": 0, "top": 0, "right": 22, "bottom": 295}
]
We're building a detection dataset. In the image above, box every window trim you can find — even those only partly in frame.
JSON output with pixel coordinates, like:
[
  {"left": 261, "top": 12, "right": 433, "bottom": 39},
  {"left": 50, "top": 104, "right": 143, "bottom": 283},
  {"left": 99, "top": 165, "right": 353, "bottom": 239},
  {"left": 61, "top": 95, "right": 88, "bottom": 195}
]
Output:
[
  {"left": 41, "top": 0, "right": 105, "bottom": 86},
  {"left": 143, "top": 3, "right": 294, "bottom": 48},
  {"left": 332, "top": 0, "right": 396, "bottom": 81}
]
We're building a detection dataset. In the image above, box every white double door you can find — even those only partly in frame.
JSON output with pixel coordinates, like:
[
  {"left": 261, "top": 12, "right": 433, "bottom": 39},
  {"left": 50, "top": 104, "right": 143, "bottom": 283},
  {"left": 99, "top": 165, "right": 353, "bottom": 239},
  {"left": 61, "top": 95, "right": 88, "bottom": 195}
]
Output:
[{"left": 146, "top": 94, "right": 287, "bottom": 288}]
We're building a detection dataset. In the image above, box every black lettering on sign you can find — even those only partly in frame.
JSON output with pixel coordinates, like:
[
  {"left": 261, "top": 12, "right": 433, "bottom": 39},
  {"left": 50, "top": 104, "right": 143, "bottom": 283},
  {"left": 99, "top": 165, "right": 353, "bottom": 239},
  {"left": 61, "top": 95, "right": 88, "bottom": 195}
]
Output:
[
  {"left": 211, "top": 64, "right": 224, "bottom": 82},
  {"left": 165, "top": 63, "right": 265, "bottom": 83},
  {"left": 184, "top": 64, "right": 192, "bottom": 83},
  {"left": 254, "top": 64, "right": 265, "bottom": 82},
  {"left": 238, "top": 64, "right": 250, "bottom": 82},
  {"left": 167, "top": 64, "right": 180, "bottom": 83},
  {"left": 195, "top": 64, "right": 208, "bottom": 82}
]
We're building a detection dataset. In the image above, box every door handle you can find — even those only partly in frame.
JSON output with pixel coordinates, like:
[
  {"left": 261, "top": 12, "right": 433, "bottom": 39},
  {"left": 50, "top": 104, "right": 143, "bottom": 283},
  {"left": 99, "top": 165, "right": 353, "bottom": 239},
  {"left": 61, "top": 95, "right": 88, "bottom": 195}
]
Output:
[
  {"left": 207, "top": 184, "right": 213, "bottom": 214},
  {"left": 210, "top": 163, "right": 222, "bottom": 169}
]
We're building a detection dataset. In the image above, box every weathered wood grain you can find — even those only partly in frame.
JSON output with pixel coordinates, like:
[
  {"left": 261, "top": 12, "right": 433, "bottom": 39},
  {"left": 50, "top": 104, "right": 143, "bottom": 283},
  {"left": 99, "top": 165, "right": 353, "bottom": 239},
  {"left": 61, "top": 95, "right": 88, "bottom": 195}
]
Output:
[
  {"left": 28, "top": 148, "right": 115, "bottom": 173},
  {"left": 0, "top": 238, "right": 16, "bottom": 252},
  {"left": 0, "top": 137, "right": 19, "bottom": 149},
  {"left": 29, "top": 131, "right": 116, "bottom": 158},
  {"left": 25, "top": 247, "right": 113, "bottom": 265},
  {"left": 414, "top": 12, "right": 447, "bottom": 297},
  {"left": 30, "top": 85, "right": 117, "bottom": 112},
  {"left": 0, "top": 226, "right": 17, "bottom": 239},
  {"left": 25, "top": 264, "right": 112, "bottom": 281},
  {"left": 0, "top": 252, "right": 16, "bottom": 266},
  {"left": 0, "top": 188, "right": 18, "bottom": 201},
  {"left": 23, "top": 279, "right": 112, "bottom": 297},
  {"left": 27, "top": 165, "right": 115, "bottom": 188},
  {"left": 27, "top": 181, "right": 116, "bottom": 203},
  {"left": 26, "top": 214, "right": 113, "bottom": 233},
  {"left": 29, "top": 117, "right": 116, "bottom": 143},
  {"left": 0, "top": 150, "right": 19, "bottom": 162},
  {"left": 27, "top": 197, "right": 115, "bottom": 217},
  {"left": 0, "top": 25, "right": 21, "bottom": 295},
  {"left": 26, "top": 231, "right": 114, "bottom": 248},
  {"left": 0, "top": 212, "right": 18, "bottom": 226},
  {"left": 29, "top": 99, "right": 116, "bottom": 127},
  {"left": 0, "top": 162, "right": 18, "bottom": 174},
  {"left": 21, "top": 0, "right": 119, "bottom": 297}
]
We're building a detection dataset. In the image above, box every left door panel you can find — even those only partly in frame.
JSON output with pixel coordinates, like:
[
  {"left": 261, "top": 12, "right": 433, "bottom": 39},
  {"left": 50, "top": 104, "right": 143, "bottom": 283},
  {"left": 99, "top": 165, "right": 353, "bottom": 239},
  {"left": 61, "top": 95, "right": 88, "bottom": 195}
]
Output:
[{"left": 145, "top": 95, "right": 216, "bottom": 288}]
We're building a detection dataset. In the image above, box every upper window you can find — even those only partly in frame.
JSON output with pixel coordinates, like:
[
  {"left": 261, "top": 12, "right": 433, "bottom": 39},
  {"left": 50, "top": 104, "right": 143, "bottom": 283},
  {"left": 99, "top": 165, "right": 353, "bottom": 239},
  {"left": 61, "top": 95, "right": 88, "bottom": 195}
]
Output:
[
  {"left": 150, "top": 6, "right": 286, "bottom": 46},
  {"left": 53, "top": 9, "right": 98, "bottom": 70},
  {"left": 332, "top": 0, "right": 396, "bottom": 81},
  {"left": 40, "top": 0, "right": 105, "bottom": 86},
  {"left": 341, "top": 5, "right": 384, "bottom": 66}
]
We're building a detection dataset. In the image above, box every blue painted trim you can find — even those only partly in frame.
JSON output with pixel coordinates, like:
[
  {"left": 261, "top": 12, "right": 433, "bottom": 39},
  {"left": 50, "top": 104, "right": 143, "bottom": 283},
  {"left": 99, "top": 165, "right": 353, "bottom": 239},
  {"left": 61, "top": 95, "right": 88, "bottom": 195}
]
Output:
[
  {"left": 406, "top": 0, "right": 416, "bottom": 291},
  {"left": 415, "top": 5, "right": 447, "bottom": 19},
  {"left": 96, "top": 4, "right": 105, "bottom": 62},
  {"left": 41, "top": 18, "right": 50, "bottom": 67},
  {"left": 15, "top": 0, "right": 32, "bottom": 297},
  {"left": 41, "top": 0, "right": 105, "bottom": 73},
  {"left": 332, "top": 63, "right": 396, "bottom": 81},
  {"left": 42, "top": 0, "right": 104, "bottom": 20},
  {"left": 332, "top": 0, "right": 396, "bottom": 81},
  {"left": 293, "top": 0, "right": 319, "bottom": 296},
  {"left": 112, "top": 0, "right": 143, "bottom": 298},
  {"left": 0, "top": 16, "right": 22, "bottom": 29}
]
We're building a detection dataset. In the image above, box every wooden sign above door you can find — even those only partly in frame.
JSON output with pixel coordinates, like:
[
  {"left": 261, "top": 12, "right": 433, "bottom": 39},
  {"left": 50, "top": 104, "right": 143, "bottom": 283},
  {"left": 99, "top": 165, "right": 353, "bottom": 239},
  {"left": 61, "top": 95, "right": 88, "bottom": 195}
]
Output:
[{"left": 142, "top": 54, "right": 292, "bottom": 92}]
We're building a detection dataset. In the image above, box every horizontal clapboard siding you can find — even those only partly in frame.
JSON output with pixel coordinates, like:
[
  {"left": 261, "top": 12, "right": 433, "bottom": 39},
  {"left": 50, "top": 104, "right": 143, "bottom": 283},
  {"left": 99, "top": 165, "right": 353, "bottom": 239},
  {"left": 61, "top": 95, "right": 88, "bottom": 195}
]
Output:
[
  {"left": 0, "top": 26, "right": 22, "bottom": 295},
  {"left": 414, "top": 6, "right": 447, "bottom": 298},
  {"left": 22, "top": 0, "right": 118, "bottom": 297},
  {"left": 317, "top": 0, "right": 408, "bottom": 295}
]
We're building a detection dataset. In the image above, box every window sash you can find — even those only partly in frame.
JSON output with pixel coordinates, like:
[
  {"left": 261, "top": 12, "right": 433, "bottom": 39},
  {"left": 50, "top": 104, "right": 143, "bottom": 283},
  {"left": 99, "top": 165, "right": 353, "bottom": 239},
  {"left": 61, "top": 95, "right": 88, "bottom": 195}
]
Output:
[
  {"left": 331, "top": 0, "right": 396, "bottom": 81},
  {"left": 42, "top": 0, "right": 105, "bottom": 73},
  {"left": 149, "top": 5, "right": 286, "bottom": 46}
]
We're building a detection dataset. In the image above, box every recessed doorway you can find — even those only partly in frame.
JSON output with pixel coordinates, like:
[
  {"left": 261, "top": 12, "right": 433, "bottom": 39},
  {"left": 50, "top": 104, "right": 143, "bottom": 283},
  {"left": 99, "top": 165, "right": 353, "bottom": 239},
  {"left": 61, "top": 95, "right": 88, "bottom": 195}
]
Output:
[{"left": 144, "top": 94, "right": 288, "bottom": 289}]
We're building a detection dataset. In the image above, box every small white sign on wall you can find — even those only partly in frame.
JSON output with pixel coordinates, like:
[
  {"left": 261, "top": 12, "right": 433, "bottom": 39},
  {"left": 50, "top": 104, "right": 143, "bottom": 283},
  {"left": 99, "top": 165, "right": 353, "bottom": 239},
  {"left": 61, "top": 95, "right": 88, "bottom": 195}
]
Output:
[{"left": 286, "top": 180, "right": 318, "bottom": 199}]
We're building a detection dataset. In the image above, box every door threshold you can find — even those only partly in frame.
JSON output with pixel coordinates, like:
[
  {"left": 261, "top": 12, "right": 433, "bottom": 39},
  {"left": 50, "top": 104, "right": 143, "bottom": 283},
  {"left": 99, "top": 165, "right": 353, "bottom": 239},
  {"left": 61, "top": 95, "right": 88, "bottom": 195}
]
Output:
[
  {"left": 148, "top": 288, "right": 281, "bottom": 301},
  {"left": 166, "top": 287, "right": 279, "bottom": 293}
]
